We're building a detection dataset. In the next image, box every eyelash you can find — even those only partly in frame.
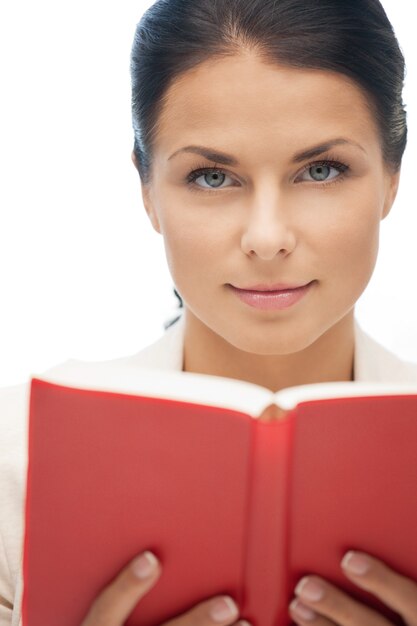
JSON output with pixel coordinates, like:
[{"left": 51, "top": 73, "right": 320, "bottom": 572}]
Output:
[{"left": 185, "top": 155, "right": 350, "bottom": 193}]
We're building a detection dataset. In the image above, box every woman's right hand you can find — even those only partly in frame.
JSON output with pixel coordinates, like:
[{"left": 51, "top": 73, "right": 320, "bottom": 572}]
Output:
[{"left": 80, "top": 551, "right": 251, "bottom": 626}]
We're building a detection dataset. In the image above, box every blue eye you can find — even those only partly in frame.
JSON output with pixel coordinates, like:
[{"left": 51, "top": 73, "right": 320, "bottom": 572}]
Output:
[
  {"left": 186, "top": 168, "right": 233, "bottom": 190},
  {"left": 300, "top": 161, "right": 349, "bottom": 183},
  {"left": 185, "top": 158, "right": 350, "bottom": 192}
]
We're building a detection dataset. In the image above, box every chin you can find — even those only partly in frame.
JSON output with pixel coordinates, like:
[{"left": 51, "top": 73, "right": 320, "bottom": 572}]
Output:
[{"left": 224, "top": 324, "right": 318, "bottom": 356}]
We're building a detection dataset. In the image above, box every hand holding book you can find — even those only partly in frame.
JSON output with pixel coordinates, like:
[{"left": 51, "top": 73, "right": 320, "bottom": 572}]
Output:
[
  {"left": 81, "top": 547, "right": 417, "bottom": 626},
  {"left": 290, "top": 550, "right": 417, "bottom": 625},
  {"left": 80, "top": 550, "right": 248, "bottom": 626}
]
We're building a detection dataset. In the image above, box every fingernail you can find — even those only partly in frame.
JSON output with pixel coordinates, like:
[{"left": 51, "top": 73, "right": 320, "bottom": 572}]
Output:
[
  {"left": 209, "top": 596, "right": 239, "bottom": 623},
  {"left": 290, "top": 599, "right": 317, "bottom": 621},
  {"left": 295, "top": 577, "right": 324, "bottom": 601},
  {"left": 236, "top": 622, "right": 252, "bottom": 626},
  {"left": 341, "top": 551, "right": 370, "bottom": 575},
  {"left": 132, "top": 551, "right": 159, "bottom": 579}
]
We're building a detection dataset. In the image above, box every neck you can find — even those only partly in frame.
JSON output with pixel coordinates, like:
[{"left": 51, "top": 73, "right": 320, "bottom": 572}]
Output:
[{"left": 182, "top": 310, "right": 355, "bottom": 393}]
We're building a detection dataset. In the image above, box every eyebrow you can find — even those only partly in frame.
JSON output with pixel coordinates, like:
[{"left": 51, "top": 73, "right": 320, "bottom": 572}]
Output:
[{"left": 168, "top": 138, "right": 366, "bottom": 166}]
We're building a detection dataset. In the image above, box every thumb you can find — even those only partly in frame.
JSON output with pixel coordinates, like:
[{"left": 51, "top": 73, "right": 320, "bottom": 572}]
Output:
[{"left": 81, "top": 551, "right": 161, "bottom": 625}]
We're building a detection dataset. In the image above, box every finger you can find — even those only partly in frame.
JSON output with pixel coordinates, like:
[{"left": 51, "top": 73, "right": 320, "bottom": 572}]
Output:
[
  {"left": 291, "top": 575, "right": 392, "bottom": 626},
  {"left": 289, "top": 598, "right": 338, "bottom": 626},
  {"left": 163, "top": 595, "right": 243, "bottom": 626},
  {"left": 80, "top": 551, "right": 161, "bottom": 626},
  {"left": 341, "top": 551, "right": 417, "bottom": 626}
]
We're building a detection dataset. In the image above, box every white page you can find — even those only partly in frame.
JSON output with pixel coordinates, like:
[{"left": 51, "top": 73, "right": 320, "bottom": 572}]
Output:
[{"left": 32, "top": 359, "right": 417, "bottom": 417}]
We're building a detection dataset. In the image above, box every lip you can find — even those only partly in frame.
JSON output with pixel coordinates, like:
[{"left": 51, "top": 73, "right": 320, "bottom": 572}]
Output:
[
  {"left": 231, "top": 282, "right": 312, "bottom": 291},
  {"left": 227, "top": 281, "right": 316, "bottom": 311}
]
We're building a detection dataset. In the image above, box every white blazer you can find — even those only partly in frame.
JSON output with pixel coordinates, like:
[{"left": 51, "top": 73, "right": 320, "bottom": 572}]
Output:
[{"left": 1, "top": 312, "right": 417, "bottom": 626}]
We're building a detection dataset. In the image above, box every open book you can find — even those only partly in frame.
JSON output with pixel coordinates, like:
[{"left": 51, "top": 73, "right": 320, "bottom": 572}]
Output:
[{"left": 22, "top": 359, "right": 417, "bottom": 626}]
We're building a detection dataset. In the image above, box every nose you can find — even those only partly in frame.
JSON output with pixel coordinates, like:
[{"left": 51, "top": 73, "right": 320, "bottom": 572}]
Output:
[{"left": 240, "top": 191, "right": 297, "bottom": 260}]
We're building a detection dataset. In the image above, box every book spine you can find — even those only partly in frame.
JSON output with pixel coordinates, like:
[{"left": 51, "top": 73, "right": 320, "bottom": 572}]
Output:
[{"left": 240, "top": 415, "right": 294, "bottom": 626}]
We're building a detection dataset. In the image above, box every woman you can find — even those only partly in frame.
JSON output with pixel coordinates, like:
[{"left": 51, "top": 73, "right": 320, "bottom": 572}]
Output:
[{"left": 1, "top": 0, "right": 417, "bottom": 625}]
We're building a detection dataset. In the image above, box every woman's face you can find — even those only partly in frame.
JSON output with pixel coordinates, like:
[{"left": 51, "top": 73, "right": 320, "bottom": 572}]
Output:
[{"left": 135, "top": 53, "right": 400, "bottom": 355}]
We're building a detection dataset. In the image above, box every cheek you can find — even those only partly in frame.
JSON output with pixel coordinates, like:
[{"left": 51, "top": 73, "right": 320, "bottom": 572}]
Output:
[
  {"left": 159, "top": 210, "right": 225, "bottom": 291},
  {"left": 319, "top": 204, "right": 381, "bottom": 288}
]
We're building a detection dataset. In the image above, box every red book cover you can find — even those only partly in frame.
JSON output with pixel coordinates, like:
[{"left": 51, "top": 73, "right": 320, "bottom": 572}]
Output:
[{"left": 22, "top": 362, "right": 417, "bottom": 626}]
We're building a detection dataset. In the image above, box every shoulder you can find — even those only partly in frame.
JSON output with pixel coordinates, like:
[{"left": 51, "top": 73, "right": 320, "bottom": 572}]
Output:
[
  {"left": 121, "top": 313, "right": 185, "bottom": 371},
  {"left": 0, "top": 312, "right": 186, "bottom": 473},
  {"left": 80, "top": 313, "right": 186, "bottom": 372},
  {"left": 0, "top": 382, "right": 29, "bottom": 492},
  {"left": 354, "top": 320, "right": 417, "bottom": 383},
  {"left": 38, "top": 315, "right": 186, "bottom": 384},
  {"left": 0, "top": 382, "right": 30, "bottom": 617}
]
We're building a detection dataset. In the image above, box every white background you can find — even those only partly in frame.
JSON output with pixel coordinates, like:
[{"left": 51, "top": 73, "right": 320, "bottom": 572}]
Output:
[{"left": 0, "top": 0, "right": 416, "bottom": 387}]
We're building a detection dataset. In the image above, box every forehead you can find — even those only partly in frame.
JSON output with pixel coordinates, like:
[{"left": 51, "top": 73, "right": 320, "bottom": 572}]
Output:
[{"left": 155, "top": 53, "right": 379, "bottom": 159}]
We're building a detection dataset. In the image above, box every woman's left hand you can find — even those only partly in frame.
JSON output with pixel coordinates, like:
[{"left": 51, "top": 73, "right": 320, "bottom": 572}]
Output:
[{"left": 289, "top": 551, "right": 417, "bottom": 626}]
